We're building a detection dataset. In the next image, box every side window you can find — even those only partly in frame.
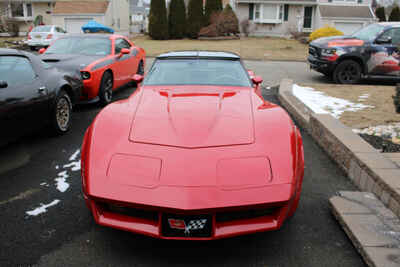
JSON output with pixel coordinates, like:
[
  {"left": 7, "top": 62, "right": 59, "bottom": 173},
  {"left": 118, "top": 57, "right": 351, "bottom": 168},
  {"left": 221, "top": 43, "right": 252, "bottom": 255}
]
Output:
[
  {"left": 0, "top": 56, "right": 36, "bottom": 86},
  {"left": 380, "top": 28, "right": 400, "bottom": 45},
  {"left": 114, "top": 38, "right": 131, "bottom": 54}
]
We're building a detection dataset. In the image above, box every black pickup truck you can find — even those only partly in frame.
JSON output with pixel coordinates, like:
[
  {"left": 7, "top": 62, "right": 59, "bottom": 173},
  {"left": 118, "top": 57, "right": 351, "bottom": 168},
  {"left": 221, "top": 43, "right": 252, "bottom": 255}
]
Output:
[{"left": 308, "top": 22, "right": 400, "bottom": 84}]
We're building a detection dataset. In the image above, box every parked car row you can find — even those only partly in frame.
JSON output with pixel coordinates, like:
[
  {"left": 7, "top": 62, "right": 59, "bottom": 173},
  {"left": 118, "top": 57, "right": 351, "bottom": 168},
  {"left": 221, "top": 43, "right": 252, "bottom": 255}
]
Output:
[{"left": 0, "top": 33, "right": 145, "bottom": 147}]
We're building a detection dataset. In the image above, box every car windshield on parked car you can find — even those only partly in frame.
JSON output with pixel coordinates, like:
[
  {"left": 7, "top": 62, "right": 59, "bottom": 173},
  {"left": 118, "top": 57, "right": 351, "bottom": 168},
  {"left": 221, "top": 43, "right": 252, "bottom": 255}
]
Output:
[
  {"left": 45, "top": 37, "right": 111, "bottom": 56},
  {"left": 352, "top": 23, "right": 385, "bottom": 42},
  {"left": 144, "top": 59, "right": 252, "bottom": 87}
]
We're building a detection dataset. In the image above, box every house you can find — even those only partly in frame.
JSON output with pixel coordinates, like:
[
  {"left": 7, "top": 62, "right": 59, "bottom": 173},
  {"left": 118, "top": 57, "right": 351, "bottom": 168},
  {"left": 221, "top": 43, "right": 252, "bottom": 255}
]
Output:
[
  {"left": 52, "top": 0, "right": 130, "bottom": 34},
  {"left": 0, "top": 0, "right": 55, "bottom": 35},
  {"left": 129, "top": 0, "right": 150, "bottom": 33},
  {"left": 234, "top": 0, "right": 376, "bottom": 37},
  {"left": 0, "top": 0, "right": 130, "bottom": 36}
]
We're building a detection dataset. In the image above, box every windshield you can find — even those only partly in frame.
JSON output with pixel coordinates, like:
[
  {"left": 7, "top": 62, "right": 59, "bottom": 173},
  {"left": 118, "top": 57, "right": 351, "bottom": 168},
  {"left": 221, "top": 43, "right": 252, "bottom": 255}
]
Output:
[
  {"left": 32, "top": 26, "right": 52, "bottom": 32},
  {"left": 352, "top": 24, "right": 385, "bottom": 42},
  {"left": 144, "top": 59, "right": 252, "bottom": 87},
  {"left": 45, "top": 37, "right": 111, "bottom": 56}
]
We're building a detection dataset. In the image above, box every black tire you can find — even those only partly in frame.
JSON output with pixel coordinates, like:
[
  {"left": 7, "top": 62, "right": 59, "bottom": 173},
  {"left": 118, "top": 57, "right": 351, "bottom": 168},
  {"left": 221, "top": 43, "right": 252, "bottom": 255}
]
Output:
[
  {"left": 98, "top": 71, "right": 113, "bottom": 106},
  {"left": 333, "top": 60, "right": 362, "bottom": 84},
  {"left": 51, "top": 90, "right": 72, "bottom": 135},
  {"left": 137, "top": 60, "right": 144, "bottom": 75}
]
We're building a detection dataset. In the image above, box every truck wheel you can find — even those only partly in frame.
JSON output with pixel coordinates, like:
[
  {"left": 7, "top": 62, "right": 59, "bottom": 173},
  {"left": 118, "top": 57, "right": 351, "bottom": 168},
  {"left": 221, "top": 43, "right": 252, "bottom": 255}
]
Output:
[{"left": 333, "top": 60, "right": 362, "bottom": 84}]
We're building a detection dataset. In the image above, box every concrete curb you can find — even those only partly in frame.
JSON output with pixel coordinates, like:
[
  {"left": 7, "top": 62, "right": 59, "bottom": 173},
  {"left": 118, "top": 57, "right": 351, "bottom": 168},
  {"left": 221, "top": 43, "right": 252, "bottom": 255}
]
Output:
[
  {"left": 278, "top": 79, "right": 400, "bottom": 266},
  {"left": 330, "top": 191, "right": 400, "bottom": 267},
  {"left": 278, "top": 78, "right": 400, "bottom": 218}
]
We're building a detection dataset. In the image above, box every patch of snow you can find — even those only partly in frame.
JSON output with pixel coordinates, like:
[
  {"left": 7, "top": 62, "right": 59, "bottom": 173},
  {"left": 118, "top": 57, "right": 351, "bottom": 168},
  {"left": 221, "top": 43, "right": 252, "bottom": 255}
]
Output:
[
  {"left": 63, "top": 161, "right": 81, "bottom": 172},
  {"left": 40, "top": 182, "right": 49, "bottom": 187},
  {"left": 354, "top": 123, "right": 400, "bottom": 139},
  {"left": 69, "top": 149, "right": 80, "bottom": 161},
  {"left": 358, "top": 93, "right": 370, "bottom": 102},
  {"left": 55, "top": 171, "right": 70, "bottom": 192},
  {"left": 26, "top": 199, "right": 60, "bottom": 216},
  {"left": 292, "top": 84, "right": 374, "bottom": 118},
  {"left": 55, "top": 165, "right": 59, "bottom": 170}
]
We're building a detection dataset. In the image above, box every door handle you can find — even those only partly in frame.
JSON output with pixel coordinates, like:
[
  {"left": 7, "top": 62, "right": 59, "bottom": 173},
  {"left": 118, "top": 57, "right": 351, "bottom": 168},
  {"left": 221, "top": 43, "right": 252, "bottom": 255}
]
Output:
[{"left": 38, "top": 87, "right": 46, "bottom": 94}]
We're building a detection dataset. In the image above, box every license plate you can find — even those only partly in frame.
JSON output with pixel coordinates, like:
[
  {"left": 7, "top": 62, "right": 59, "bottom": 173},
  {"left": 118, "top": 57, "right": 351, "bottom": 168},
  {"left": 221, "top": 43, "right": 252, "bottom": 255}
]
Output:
[{"left": 35, "top": 35, "right": 42, "bottom": 39}]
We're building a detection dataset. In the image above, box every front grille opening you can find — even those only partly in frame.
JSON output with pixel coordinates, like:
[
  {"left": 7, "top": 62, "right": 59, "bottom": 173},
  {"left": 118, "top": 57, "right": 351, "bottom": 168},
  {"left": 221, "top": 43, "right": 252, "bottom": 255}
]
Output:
[
  {"left": 100, "top": 202, "right": 159, "bottom": 222},
  {"left": 216, "top": 207, "right": 279, "bottom": 223}
]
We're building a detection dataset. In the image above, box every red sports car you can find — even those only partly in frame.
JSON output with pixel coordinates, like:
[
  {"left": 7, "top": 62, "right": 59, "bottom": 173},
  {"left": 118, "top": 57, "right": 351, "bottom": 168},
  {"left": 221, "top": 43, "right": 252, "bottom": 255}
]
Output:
[
  {"left": 40, "top": 34, "right": 145, "bottom": 105},
  {"left": 81, "top": 51, "right": 304, "bottom": 240}
]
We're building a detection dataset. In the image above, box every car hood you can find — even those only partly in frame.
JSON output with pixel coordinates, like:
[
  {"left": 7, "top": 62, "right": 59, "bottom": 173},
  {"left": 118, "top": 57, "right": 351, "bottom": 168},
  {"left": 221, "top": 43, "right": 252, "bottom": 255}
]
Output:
[
  {"left": 129, "top": 86, "right": 255, "bottom": 148},
  {"left": 40, "top": 53, "right": 104, "bottom": 71},
  {"left": 311, "top": 35, "right": 365, "bottom": 48}
]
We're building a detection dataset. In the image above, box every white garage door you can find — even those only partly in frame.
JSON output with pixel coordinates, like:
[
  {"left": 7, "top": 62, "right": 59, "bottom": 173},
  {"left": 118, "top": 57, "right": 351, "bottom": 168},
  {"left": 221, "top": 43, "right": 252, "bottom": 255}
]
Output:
[
  {"left": 334, "top": 22, "right": 364, "bottom": 36},
  {"left": 65, "top": 18, "right": 93, "bottom": 33}
]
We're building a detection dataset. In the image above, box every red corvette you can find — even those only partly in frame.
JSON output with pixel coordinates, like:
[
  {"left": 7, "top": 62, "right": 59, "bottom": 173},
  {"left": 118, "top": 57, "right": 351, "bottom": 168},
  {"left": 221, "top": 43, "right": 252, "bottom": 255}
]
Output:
[
  {"left": 40, "top": 34, "right": 145, "bottom": 105},
  {"left": 81, "top": 51, "right": 304, "bottom": 240}
]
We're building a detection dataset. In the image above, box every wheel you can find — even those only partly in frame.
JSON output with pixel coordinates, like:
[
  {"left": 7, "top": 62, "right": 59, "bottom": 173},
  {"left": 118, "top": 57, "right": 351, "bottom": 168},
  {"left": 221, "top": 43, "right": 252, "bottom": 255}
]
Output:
[
  {"left": 51, "top": 90, "right": 72, "bottom": 135},
  {"left": 333, "top": 60, "right": 362, "bottom": 84},
  {"left": 137, "top": 60, "right": 144, "bottom": 75},
  {"left": 98, "top": 71, "right": 113, "bottom": 106}
]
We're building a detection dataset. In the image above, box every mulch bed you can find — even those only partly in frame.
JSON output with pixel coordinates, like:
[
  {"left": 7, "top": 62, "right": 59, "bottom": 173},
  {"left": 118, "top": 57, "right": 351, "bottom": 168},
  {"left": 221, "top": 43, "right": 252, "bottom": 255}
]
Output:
[{"left": 359, "top": 134, "right": 400, "bottom": 153}]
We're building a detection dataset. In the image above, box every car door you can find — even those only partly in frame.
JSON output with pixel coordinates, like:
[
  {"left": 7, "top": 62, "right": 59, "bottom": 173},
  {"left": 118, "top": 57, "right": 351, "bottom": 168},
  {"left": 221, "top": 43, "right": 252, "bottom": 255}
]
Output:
[
  {"left": 0, "top": 55, "right": 49, "bottom": 145},
  {"left": 113, "top": 38, "right": 135, "bottom": 85},
  {"left": 368, "top": 27, "right": 400, "bottom": 76}
]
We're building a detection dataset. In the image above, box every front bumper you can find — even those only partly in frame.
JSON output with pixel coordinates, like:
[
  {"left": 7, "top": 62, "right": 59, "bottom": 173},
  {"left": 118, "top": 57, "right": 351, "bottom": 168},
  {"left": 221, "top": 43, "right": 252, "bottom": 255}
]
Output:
[
  {"left": 85, "top": 195, "right": 292, "bottom": 240},
  {"left": 27, "top": 40, "right": 51, "bottom": 47},
  {"left": 308, "top": 55, "right": 335, "bottom": 74}
]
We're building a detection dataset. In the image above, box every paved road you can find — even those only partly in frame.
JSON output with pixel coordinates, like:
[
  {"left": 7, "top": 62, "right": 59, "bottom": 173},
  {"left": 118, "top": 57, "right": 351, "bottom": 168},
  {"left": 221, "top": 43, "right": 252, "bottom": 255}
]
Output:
[{"left": 0, "top": 61, "right": 366, "bottom": 267}]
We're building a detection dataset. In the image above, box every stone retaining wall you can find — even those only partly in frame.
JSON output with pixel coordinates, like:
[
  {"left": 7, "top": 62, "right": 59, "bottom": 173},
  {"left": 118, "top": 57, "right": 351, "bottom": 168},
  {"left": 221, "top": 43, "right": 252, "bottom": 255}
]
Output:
[{"left": 278, "top": 79, "right": 400, "bottom": 218}]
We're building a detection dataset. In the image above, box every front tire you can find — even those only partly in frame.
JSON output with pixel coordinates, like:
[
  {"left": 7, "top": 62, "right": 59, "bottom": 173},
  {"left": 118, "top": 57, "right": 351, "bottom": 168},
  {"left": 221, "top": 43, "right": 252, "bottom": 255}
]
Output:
[
  {"left": 333, "top": 60, "right": 362, "bottom": 84},
  {"left": 51, "top": 90, "right": 72, "bottom": 135},
  {"left": 98, "top": 71, "right": 113, "bottom": 106}
]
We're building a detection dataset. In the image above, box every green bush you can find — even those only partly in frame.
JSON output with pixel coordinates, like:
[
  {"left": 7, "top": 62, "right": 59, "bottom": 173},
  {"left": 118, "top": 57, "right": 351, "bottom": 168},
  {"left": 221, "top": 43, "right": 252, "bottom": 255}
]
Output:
[
  {"left": 375, "top": 6, "right": 386, "bottom": 22},
  {"left": 204, "top": 0, "right": 222, "bottom": 25},
  {"left": 168, "top": 0, "right": 186, "bottom": 39},
  {"left": 389, "top": 6, "right": 400, "bottom": 21},
  {"left": 148, "top": 0, "right": 169, "bottom": 40},
  {"left": 187, "top": 0, "right": 204, "bottom": 38},
  {"left": 309, "top": 26, "right": 343, "bottom": 42}
]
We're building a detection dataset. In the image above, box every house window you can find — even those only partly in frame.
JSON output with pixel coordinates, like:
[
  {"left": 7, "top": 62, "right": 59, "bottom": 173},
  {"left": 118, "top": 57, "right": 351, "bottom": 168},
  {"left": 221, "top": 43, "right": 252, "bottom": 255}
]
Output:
[
  {"left": 255, "top": 4, "right": 261, "bottom": 20},
  {"left": 252, "top": 4, "right": 283, "bottom": 23},
  {"left": 10, "top": 3, "right": 33, "bottom": 19},
  {"left": 284, "top": 4, "right": 289, "bottom": 21}
]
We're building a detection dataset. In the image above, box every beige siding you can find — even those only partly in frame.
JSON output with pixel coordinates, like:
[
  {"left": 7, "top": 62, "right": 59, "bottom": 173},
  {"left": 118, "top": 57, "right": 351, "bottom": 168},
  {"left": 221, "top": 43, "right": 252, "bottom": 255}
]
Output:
[
  {"left": 237, "top": 3, "right": 313, "bottom": 37},
  {"left": 108, "top": 0, "right": 130, "bottom": 35}
]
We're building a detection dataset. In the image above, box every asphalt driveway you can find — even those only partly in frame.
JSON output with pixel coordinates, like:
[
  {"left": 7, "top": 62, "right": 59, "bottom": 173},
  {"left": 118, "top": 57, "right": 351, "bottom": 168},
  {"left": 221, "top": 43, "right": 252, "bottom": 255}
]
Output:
[{"left": 0, "top": 60, "right": 366, "bottom": 267}]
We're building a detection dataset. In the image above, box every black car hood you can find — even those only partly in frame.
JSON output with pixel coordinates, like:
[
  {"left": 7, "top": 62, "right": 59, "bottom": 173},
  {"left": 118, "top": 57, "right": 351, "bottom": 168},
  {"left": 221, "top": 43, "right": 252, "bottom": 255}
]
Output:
[
  {"left": 40, "top": 53, "right": 105, "bottom": 72},
  {"left": 310, "top": 35, "right": 365, "bottom": 48}
]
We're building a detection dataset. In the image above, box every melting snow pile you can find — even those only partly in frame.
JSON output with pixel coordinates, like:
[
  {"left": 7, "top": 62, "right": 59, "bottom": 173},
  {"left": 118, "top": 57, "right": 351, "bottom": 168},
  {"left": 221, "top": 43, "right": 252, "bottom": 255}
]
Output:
[
  {"left": 292, "top": 84, "right": 374, "bottom": 119},
  {"left": 353, "top": 123, "right": 400, "bottom": 144},
  {"left": 26, "top": 200, "right": 60, "bottom": 216}
]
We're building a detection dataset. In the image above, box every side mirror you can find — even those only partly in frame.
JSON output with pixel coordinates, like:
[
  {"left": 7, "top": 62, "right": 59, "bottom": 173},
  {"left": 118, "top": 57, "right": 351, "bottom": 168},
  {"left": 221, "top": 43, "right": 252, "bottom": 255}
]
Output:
[
  {"left": 0, "top": 80, "right": 8, "bottom": 89},
  {"left": 252, "top": 76, "right": 263, "bottom": 85},
  {"left": 39, "top": 48, "right": 46, "bottom": 54},
  {"left": 132, "top": 74, "right": 144, "bottom": 84},
  {"left": 376, "top": 36, "right": 392, "bottom": 44},
  {"left": 121, "top": 48, "right": 130, "bottom": 55},
  {"left": 247, "top": 70, "right": 255, "bottom": 79}
]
